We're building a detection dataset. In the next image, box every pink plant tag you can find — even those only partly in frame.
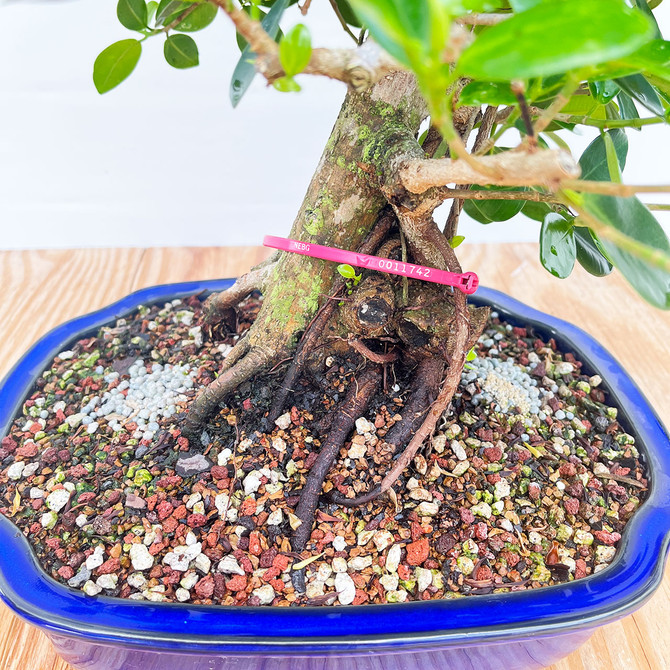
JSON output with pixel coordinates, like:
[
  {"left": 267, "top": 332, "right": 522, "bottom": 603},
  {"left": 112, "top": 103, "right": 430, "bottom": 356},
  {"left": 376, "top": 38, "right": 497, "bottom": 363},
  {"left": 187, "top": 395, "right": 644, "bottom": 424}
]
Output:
[{"left": 263, "top": 236, "right": 479, "bottom": 294}]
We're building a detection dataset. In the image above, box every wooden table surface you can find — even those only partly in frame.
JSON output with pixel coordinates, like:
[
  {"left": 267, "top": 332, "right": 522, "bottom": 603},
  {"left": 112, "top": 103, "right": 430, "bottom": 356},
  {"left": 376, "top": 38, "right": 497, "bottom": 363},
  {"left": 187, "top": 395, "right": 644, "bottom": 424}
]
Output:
[{"left": 0, "top": 244, "right": 668, "bottom": 670}]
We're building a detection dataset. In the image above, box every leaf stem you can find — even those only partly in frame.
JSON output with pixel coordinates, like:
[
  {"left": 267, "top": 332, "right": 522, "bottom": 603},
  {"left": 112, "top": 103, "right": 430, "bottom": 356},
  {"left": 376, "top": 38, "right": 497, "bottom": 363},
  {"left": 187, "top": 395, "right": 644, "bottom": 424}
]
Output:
[
  {"left": 562, "top": 181, "right": 670, "bottom": 196},
  {"left": 533, "top": 75, "right": 580, "bottom": 135}
]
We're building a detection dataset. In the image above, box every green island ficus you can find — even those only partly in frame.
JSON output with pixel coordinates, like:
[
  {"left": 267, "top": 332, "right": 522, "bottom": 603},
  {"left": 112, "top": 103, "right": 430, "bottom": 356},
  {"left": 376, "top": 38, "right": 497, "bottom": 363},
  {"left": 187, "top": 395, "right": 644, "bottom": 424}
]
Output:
[{"left": 5, "top": 0, "right": 668, "bottom": 604}]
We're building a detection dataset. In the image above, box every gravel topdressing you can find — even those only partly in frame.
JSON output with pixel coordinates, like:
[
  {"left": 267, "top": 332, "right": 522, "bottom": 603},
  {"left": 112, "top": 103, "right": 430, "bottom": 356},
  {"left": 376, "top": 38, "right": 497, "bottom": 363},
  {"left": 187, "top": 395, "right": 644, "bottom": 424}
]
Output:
[{"left": 0, "top": 295, "right": 648, "bottom": 606}]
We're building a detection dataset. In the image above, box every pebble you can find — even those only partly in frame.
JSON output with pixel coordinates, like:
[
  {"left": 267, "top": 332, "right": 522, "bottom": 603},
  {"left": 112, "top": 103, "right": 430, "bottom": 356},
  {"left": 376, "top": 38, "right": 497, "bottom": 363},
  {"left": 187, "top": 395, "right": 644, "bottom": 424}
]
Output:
[
  {"left": 83, "top": 580, "right": 103, "bottom": 596},
  {"left": 332, "top": 536, "right": 347, "bottom": 551},
  {"left": 416, "top": 567, "right": 433, "bottom": 593},
  {"left": 450, "top": 440, "right": 468, "bottom": 461},
  {"left": 217, "top": 555, "right": 245, "bottom": 576},
  {"left": 372, "top": 530, "right": 394, "bottom": 552},
  {"left": 355, "top": 417, "right": 375, "bottom": 434},
  {"left": 175, "top": 454, "right": 211, "bottom": 478},
  {"left": 275, "top": 412, "right": 291, "bottom": 430},
  {"left": 86, "top": 546, "right": 105, "bottom": 570},
  {"left": 163, "top": 543, "right": 202, "bottom": 571},
  {"left": 348, "top": 555, "right": 372, "bottom": 571},
  {"left": 386, "top": 544, "right": 401, "bottom": 573},
  {"left": 332, "top": 557, "right": 348, "bottom": 573},
  {"left": 6, "top": 462, "right": 25, "bottom": 480},
  {"left": 127, "top": 573, "right": 147, "bottom": 590},
  {"left": 243, "top": 471, "right": 262, "bottom": 495},
  {"left": 267, "top": 509, "right": 283, "bottom": 525},
  {"left": 347, "top": 443, "right": 367, "bottom": 460},
  {"left": 96, "top": 574, "right": 118, "bottom": 590},
  {"left": 175, "top": 588, "right": 191, "bottom": 602},
  {"left": 130, "top": 543, "right": 154, "bottom": 571},
  {"left": 251, "top": 584, "right": 276, "bottom": 605},
  {"left": 380, "top": 573, "right": 399, "bottom": 591},
  {"left": 334, "top": 572, "right": 356, "bottom": 605}
]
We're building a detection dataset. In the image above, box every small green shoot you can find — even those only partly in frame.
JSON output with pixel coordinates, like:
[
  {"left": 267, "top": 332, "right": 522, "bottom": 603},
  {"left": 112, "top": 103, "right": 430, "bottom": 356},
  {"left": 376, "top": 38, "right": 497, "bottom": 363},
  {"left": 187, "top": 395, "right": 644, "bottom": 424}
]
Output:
[
  {"left": 337, "top": 263, "right": 362, "bottom": 295},
  {"left": 464, "top": 346, "right": 477, "bottom": 370}
]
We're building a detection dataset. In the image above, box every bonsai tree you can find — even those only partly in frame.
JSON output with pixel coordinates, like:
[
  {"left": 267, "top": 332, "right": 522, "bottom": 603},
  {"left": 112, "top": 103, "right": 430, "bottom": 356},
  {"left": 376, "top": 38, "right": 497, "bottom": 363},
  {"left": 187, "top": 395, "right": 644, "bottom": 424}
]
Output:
[{"left": 92, "top": 0, "right": 670, "bottom": 586}]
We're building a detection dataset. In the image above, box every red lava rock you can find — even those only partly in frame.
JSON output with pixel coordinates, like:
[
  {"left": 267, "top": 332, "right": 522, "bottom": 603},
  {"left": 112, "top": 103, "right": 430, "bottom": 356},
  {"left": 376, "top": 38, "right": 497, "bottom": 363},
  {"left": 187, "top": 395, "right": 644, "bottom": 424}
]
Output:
[
  {"left": 77, "top": 492, "right": 97, "bottom": 505},
  {"left": 162, "top": 517, "right": 179, "bottom": 533},
  {"left": 567, "top": 482, "right": 585, "bottom": 499},
  {"left": 125, "top": 493, "right": 147, "bottom": 509},
  {"left": 263, "top": 567, "right": 280, "bottom": 581},
  {"left": 57, "top": 449, "right": 71, "bottom": 463},
  {"left": 269, "top": 578, "right": 285, "bottom": 593},
  {"left": 242, "top": 398, "right": 253, "bottom": 411},
  {"left": 528, "top": 482, "right": 541, "bottom": 501},
  {"left": 559, "top": 463, "right": 577, "bottom": 477},
  {"left": 474, "top": 522, "right": 488, "bottom": 540},
  {"left": 213, "top": 574, "right": 226, "bottom": 599},
  {"left": 563, "top": 497, "right": 580, "bottom": 515},
  {"left": 157, "top": 501, "right": 174, "bottom": 520},
  {"left": 272, "top": 554, "right": 290, "bottom": 571},
  {"left": 483, "top": 446, "right": 503, "bottom": 462},
  {"left": 226, "top": 574, "right": 247, "bottom": 592},
  {"left": 40, "top": 447, "right": 59, "bottom": 465},
  {"left": 486, "top": 473, "right": 501, "bottom": 485},
  {"left": 397, "top": 564, "right": 412, "bottom": 580},
  {"left": 594, "top": 530, "right": 622, "bottom": 545},
  {"left": 98, "top": 558, "right": 121, "bottom": 575},
  {"left": 1, "top": 436, "right": 17, "bottom": 452},
  {"left": 470, "top": 456, "right": 486, "bottom": 469},
  {"left": 575, "top": 559, "right": 587, "bottom": 579},
  {"left": 210, "top": 466, "right": 228, "bottom": 480},
  {"left": 459, "top": 507, "right": 475, "bottom": 524},
  {"left": 195, "top": 575, "right": 215, "bottom": 599},
  {"left": 475, "top": 565, "right": 493, "bottom": 582},
  {"left": 149, "top": 565, "right": 163, "bottom": 579},
  {"left": 352, "top": 589, "right": 369, "bottom": 605},
  {"left": 177, "top": 437, "right": 189, "bottom": 451},
  {"left": 31, "top": 499, "right": 43, "bottom": 510},
  {"left": 16, "top": 442, "right": 38, "bottom": 458},
  {"left": 239, "top": 498, "right": 257, "bottom": 516},
  {"left": 173, "top": 505, "right": 188, "bottom": 520},
  {"left": 57, "top": 566, "right": 74, "bottom": 580},
  {"left": 249, "top": 531, "right": 262, "bottom": 556},
  {"left": 406, "top": 537, "right": 430, "bottom": 566},
  {"left": 162, "top": 568, "right": 181, "bottom": 585},
  {"left": 260, "top": 547, "right": 278, "bottom": 569}
]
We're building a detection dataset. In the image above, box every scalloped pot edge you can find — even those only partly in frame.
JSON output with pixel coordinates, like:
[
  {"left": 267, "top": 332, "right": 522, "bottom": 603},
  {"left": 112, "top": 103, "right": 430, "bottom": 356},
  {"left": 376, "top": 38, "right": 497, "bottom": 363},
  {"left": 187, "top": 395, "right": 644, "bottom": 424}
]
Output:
[{"left": 0, "top": 280, "right": 668, "bottom": 670}]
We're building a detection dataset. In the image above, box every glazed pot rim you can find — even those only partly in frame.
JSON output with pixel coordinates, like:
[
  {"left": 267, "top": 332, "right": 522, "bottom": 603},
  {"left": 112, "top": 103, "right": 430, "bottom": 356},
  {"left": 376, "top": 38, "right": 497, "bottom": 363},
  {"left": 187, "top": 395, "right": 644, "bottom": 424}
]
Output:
[{"left": 0, "top": 279, "right": 668, "bottom": 652}]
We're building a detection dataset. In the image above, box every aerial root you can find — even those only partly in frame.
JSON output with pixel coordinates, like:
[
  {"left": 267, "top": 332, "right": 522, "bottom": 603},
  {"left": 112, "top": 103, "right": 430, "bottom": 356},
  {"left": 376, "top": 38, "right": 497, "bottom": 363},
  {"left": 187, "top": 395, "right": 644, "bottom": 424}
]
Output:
[
  {"left": 290, "top": 366, "right": 382, "bottom": 594},
  {"left": 328, "top": 356, "right": 444, "bottom": 508}
]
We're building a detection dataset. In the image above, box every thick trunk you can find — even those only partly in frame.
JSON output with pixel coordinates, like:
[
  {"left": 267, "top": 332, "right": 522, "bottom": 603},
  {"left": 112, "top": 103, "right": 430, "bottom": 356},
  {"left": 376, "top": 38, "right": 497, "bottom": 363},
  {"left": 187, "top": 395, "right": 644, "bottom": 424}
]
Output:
[{"left": 246, "top": 72, "right": 427, "bottom": 358}]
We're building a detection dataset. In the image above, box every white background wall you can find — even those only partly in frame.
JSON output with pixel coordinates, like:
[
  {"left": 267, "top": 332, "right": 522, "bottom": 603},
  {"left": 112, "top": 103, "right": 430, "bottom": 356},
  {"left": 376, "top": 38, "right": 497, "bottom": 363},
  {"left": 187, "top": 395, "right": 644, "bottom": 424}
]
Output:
[{"left": 0, "top": 0, "right": 668, "bottom": 250}]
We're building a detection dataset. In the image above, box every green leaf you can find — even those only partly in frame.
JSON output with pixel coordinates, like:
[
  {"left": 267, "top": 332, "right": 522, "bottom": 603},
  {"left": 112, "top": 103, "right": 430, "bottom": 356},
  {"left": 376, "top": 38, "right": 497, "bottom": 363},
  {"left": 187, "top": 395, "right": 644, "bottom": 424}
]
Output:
[
  {"left": 574, "top": 226, "right": 613, "bottom": 277},
  {"left": 164, "top": 34, "right": 199, "bottom": 68},
  {"left": 458, "top": 0, "right": 654, "bottom": 81},
  {"left": 616, "top": 92, "right": 641, "bottom": 129},
  {"left": 338, "top": 264, "right": 357, "bottom": 279},
  {"left": 335, "top": 0, "right": 362, "bottom": 27},
  {"left": 279, "top": 24, "right": 312, "bottom": 77},
  {"left": 174, "top": 2, "right": 217, "bottom": 31},
  {"left": 117, "top": 0, "right": 148, "bottom": 30},
  {"left": 463, "top": 186, "right": 526, "bottom": 223},
  {"left": 540, "top": 213, "right": 576, "bottom": 279},
  {"left": 450, "top": 235, "right": 465, "bottom": 248},
  {"left": 273, "top": 75, "right": 301, "bottom": 92},
  {"left": 155, "top": 0, "right": 186, "bottom": 26},
  {"left": 509, "top": 0, "right": 544, "bottom": 10},
  {"left": 93, "top": 39, "right": 142, "bottom": 94},
  {"left": 230, "top": 0, "right": 289, "bottom": 107},
  {"left": 588, "top": 80, "right": 620, "bottom": 105},
  {"left": 459, "top": 80, "right": 517, "bottom": 106},
  {"left": 521, "top": 199, "right": 553, "bottom": 222},
  {"left": 147, "top": 0, "right": 159, "bottom": 24},
  {"left": 582, "top": 194, "right": 670, "bottom": 308},
  {"left": 615, "top": 73, "right": 665, "bottom": 116},
  {"left": 578, "top": 129, "right": 628, "bottom": 181}
]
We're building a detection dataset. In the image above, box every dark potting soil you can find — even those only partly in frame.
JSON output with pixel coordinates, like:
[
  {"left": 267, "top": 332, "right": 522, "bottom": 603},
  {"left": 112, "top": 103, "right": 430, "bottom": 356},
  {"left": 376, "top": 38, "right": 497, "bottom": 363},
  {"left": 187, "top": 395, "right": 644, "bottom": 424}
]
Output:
[{"left": 0, "top": 293, "right": 648, "bottom": 606}]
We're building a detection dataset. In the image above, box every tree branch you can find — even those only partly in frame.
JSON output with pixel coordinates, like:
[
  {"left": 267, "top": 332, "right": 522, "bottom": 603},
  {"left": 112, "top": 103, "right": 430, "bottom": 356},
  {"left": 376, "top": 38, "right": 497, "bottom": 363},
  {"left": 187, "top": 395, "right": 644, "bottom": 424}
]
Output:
[
  {"left": 210, "top": 0, "right": 400, "bottom": 90},
  {"left": 456, "top": 12, "right": 511, "bottom": 25},
  {"left": 400, "top": 149, "right": 581, "bottom": 194},
  {"left": 562, "top": 181, "right": 670, "bottom": 196},
  {"left": 439, "top": 187, "right": 556, "bottom": 203}
]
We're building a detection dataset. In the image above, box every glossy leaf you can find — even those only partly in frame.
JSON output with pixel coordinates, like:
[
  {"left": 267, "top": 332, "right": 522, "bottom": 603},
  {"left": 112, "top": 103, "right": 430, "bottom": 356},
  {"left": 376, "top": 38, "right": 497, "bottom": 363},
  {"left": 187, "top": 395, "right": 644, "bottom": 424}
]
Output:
[
  {"left": 273, "top": 76, "right": 301, "bottom": 92},
  {"left": 93, "top": 39, "right": 142, "bottom": 94},
  {"left": 458, "top": 0, "right": 654, "bottom": 81},
  {"left": 634, "top": 0, "right": 662, "bottom": 39},
  {"left": 279, "top": 24, "right": 312, "bottom": 77},
  {"left": 155, "top": 0, "right": 186, "bottom": 26},
  {"left": 463, "top": 187, "right": 526, "bottom": 223},
  {"left": 117, "top": 0, "right": 148, "bottom": 30},
  {"left": 574, "top": 226, "right": 613, "bottom": 277},
  {"left": 602, "top": 132, "right": 622, "bottom": 182},
  {"left": 588, "top": 80, "right": 620, "bottom": 105},
  {"left": 521, "top": 199, "right": 553, "bottom": 222},
  {"left": 615, "top": 73, "right": 665, "bottom": 116},
  {"left": 583, "top": 194, "right": 670, "bottom": 308},
  {"left": 578, "top": 129, "right": 628, "bottom": 181},
  {"left": 230, "top": 0, "right": 289, "bottom": 107},
  {"left": 617, "top": 92, "right": 641, "bottom": 129},
  {"left": 174, "top": 2, "right": 217, "bottom": 31},
  {"left": 450, "top": 235, "right": 465, "bottom": 248},
  {"left": 335, "top": 0, "right": 362, "bottom": 27},
  {"left": 147, "top": 0, "right": 158, "bottom": 24},
  {"left": 164, "top": 34, "right": 199, "bottom": 68},
  {"left": 459, "top": 80, "right": 516, "bottom": 106},
  {"left": 540, "top": 213, "right": 576, "bottom": 278},
  {"left": 338, "top": 264, "right": 357, "bottom": 279}
]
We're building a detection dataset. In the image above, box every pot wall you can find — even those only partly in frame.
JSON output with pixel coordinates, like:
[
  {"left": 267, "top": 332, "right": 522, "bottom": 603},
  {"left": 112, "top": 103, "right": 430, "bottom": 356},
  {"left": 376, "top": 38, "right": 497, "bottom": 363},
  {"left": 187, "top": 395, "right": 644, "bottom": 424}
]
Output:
[{"left": 48, "top": 629, "right": 594, "bottom": 670}]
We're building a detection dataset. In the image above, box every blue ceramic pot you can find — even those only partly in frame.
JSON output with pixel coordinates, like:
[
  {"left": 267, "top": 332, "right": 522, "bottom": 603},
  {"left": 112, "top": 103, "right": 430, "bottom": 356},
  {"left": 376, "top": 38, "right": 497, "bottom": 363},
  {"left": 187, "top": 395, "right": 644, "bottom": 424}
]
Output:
[{"left": 0, "top": 280, "right": 668, "bottom": 670}]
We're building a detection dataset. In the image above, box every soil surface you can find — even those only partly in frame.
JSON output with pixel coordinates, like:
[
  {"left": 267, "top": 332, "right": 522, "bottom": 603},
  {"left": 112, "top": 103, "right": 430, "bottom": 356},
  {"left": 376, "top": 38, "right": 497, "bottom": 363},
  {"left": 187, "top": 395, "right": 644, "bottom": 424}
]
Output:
[{"left": 0, "top": 293, "right": 648, "bottom": 606}]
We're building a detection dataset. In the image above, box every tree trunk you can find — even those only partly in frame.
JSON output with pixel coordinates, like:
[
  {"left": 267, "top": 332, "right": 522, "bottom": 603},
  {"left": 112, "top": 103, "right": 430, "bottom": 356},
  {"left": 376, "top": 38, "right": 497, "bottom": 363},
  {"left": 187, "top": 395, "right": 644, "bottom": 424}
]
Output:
[{"left": 246, "top": 72, "right": 427, "bottom": 356}]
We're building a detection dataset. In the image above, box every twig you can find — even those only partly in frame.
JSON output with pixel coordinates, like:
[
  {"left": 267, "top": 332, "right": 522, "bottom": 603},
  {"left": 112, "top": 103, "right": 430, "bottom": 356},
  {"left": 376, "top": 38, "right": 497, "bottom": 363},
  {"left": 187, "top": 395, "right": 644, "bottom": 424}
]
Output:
[
  {"left": 328, "top": 0, "right": 358, "bottom": 43},
  {"left": 562, "top": 181, "right": 670, "bottom": 196},
  {"left": 533, "top": 76, "right": 580, "bottom": 136},
  {"left": 439, "top": 188, "right": 556, "bottom": 203},
  {"left": 456, "top": 12, "right": 511, "bottom": 25}
]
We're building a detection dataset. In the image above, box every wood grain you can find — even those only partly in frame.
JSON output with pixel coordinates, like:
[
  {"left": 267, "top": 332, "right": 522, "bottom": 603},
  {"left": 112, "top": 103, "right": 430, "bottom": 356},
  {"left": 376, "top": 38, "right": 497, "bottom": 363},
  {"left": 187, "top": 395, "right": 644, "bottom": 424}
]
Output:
[{"left": 0, "top": 244, "right": 668, "bottom": 670}]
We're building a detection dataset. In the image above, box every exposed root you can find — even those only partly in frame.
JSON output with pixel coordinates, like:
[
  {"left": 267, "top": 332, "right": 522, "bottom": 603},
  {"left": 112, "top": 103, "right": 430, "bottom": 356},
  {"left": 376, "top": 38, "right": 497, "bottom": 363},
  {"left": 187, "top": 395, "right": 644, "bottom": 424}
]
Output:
[
  {"left": 201, "top": 258, "right": 277, "bottom": 328},
  {"left": 347, "top": 338, "right": 398, "bottom": 364},
  {"left": 291, "top": 366, "right": 382, "bottom": 593},
  {"left": 267, "top": 211, "right": 396, "bottom": 424},
  {"left": 183, "top": 347, "right": 273, "bottom": 440},
  {"left": 329, "top": 356, "right": 444, "bottom": 507},
  {"left": 219, "top": 337, "right": 251, "bottom": 376}
]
